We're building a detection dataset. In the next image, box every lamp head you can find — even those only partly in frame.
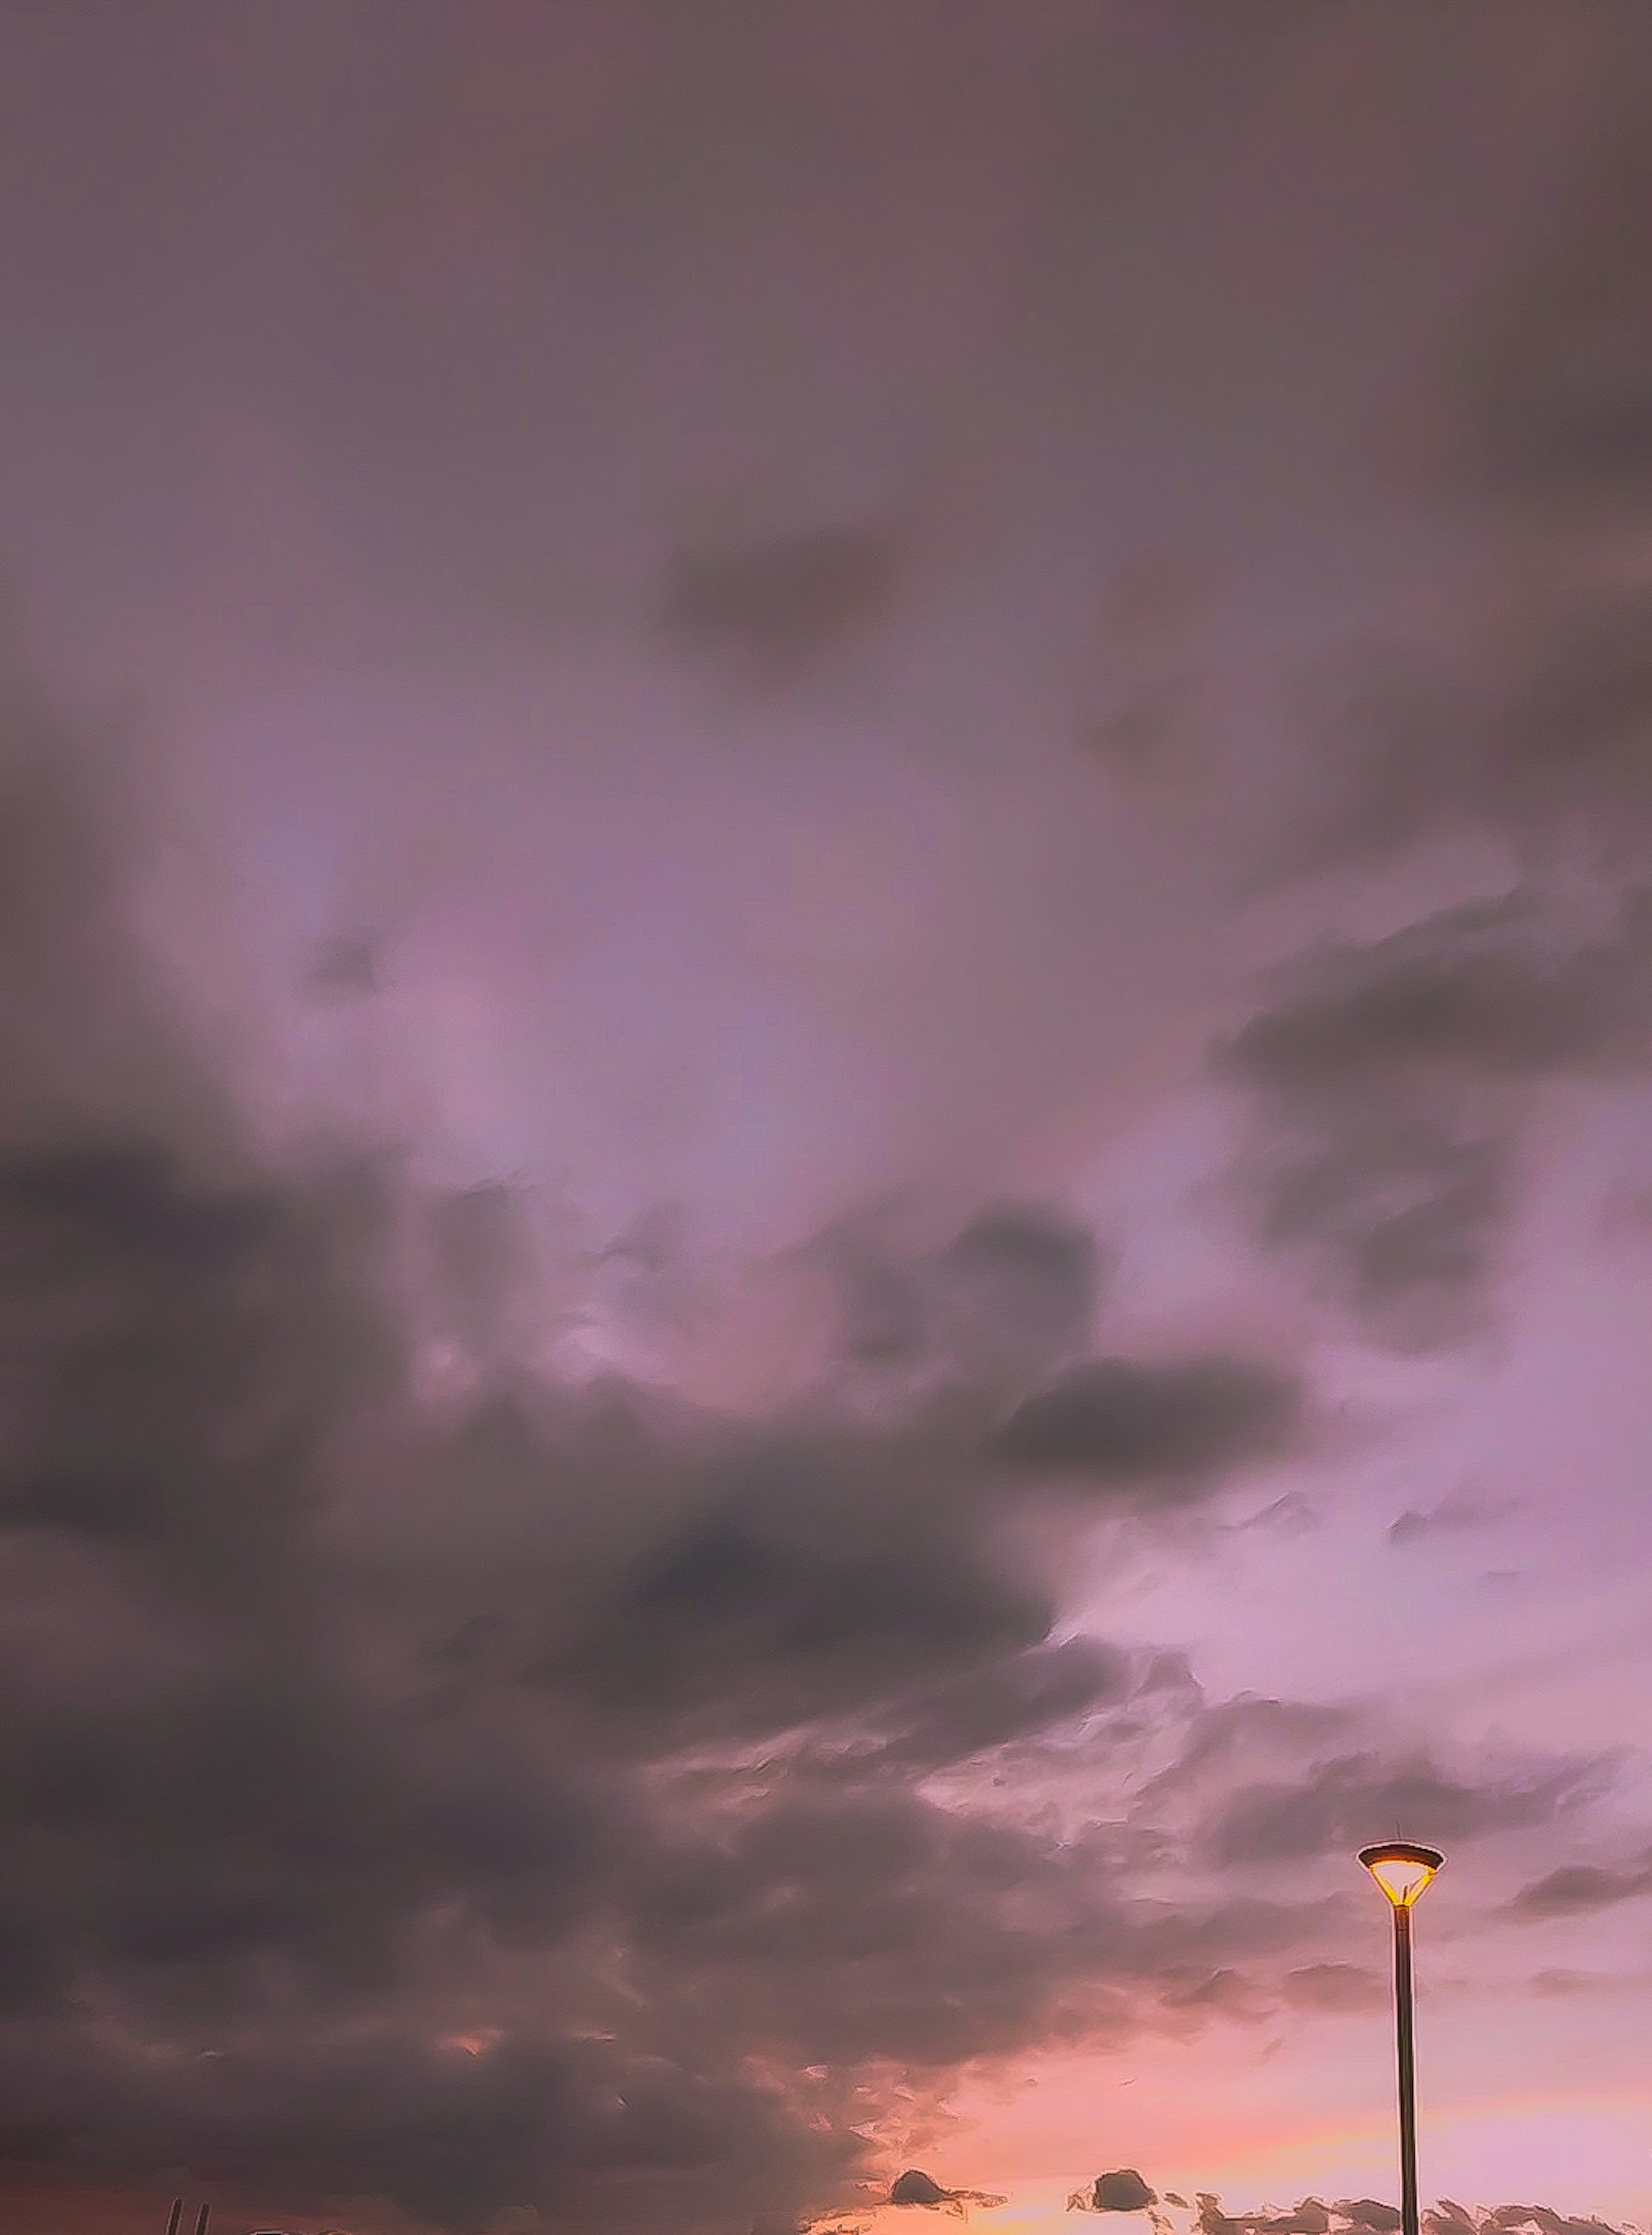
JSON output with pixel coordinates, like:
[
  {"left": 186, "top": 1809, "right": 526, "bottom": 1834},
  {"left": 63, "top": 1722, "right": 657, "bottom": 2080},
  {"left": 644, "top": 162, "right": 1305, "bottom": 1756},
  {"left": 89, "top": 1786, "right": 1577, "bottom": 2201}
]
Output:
[{"left": 1359, "top": 1841, "right": 1444, "bottom": 1908}]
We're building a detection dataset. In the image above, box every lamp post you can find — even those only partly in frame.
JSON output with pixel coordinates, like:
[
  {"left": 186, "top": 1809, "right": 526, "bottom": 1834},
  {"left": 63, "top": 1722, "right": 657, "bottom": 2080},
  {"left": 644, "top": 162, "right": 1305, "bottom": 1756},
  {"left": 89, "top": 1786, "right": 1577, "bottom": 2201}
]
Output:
[{"left": 1359, "top": 1842, "right": 1444, "bottom": 2235}]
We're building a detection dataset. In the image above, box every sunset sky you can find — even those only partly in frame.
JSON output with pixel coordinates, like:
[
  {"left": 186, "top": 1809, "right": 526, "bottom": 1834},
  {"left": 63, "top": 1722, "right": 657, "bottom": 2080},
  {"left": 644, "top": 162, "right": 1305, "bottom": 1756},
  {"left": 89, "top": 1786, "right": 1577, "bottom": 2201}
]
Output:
[{"left": 3, "top": 6, "right": 1652, "bottom": 2232}]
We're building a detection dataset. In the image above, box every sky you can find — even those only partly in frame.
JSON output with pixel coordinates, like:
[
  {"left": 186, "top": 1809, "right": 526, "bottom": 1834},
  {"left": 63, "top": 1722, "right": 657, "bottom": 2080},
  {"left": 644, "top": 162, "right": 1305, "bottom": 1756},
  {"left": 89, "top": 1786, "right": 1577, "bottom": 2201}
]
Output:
[{"left": 3, "top": 4, "right": 1652, "bottom": 2232}]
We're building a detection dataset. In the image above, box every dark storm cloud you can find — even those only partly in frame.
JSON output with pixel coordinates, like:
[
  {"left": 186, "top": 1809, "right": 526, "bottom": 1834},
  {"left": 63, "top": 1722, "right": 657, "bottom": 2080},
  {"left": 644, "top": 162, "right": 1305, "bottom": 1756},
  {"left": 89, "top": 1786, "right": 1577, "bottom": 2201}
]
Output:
[
  {"left": 1216, "top": 892, "right": 1652, "bottom": 1345},
  {"left": 0, "top": 679, "right": 1351, "bottom": 2229},
  {"left": 521, "top": 1389, "right": 1084, "bottom": 1745},
  {"left": 654, "top": 525, "right": 905, "bottom": 684},
  {"left": 625, "top": 1789, "right": 1128, "bottom": 2071},
  {"left": 861, "top": 1636, "right": 1130, "bottom": 1774},
  {"left": 994, "top": 1357, "right": 1300, "bottom": 1485},
  {"left": 626, "top": 1779, "right": 1347, "bottom": 2090},
  {"left": 0, "top": 2020, "right": 851, "bottom": 2234},
  {"left": 1508, "top": 1857, "right": 1652, "bottom": 1920}
]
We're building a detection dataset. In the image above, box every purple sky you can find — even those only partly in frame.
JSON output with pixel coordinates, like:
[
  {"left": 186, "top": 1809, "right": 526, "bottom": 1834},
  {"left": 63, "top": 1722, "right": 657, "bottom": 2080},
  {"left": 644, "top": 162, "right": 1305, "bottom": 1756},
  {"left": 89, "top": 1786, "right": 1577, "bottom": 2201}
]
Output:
[{"left": 4, "top": 6, "right": 1652, "bottom": 2232}]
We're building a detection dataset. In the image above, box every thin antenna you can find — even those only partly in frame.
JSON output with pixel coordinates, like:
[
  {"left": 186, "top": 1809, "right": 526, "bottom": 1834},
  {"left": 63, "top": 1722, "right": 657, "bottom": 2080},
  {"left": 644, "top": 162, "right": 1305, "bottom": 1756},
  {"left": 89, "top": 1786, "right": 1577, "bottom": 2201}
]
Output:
[
  {"left": 195, "top": 2207, "right": 211, "bottom": 2235},
  {"left": 166, "top": 2204, "right": 183, "bottom": 2235}
]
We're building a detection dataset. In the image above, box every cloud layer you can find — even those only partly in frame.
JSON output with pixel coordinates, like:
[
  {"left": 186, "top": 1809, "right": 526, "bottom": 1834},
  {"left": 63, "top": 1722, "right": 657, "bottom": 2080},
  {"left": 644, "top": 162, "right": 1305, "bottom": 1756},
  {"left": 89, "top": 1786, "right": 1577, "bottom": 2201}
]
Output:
[{"left": 0, "top": 698, "right": 1615, "bottom": 2232}]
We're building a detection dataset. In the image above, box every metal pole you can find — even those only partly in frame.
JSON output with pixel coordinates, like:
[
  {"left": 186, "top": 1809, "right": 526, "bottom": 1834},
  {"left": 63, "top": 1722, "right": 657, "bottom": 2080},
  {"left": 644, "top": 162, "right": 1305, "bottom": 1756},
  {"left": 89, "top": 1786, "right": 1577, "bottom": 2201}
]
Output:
[
  {"left": 1393, "top": 1899, "right": 1419, "bottom": 2235},
  {"left": 166, "top": 2204, "right": 183, "bottom": 2235}
]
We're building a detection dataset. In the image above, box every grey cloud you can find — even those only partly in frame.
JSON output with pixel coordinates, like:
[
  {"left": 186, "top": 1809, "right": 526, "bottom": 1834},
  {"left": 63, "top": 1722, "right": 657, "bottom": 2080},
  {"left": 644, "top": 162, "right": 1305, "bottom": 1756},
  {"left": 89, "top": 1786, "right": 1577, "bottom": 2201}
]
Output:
[
  {"left": 893, "top": 2170, "right": 959, "bottom": 2207},
  {"left": 1508, "top": 1858, "right": 1652, "bottom": 1920},
  {"left": 542, "top": 1438, "right": 1055, "bottom": 1740},
  {"left": 890, "top": 2169, "right": 1008, "bottom": 2213},
  {"left": 625, "top": 1789, "right": 1130, "bottom": 2070},
  {"left": 425, "top": 1182, "right": 544, "bottom": 1364},
  {"left": 1222, "top": 895, "right": 1652, "bottom": 1091},
  {"left": 0, "top": 2022, "right": 850, "bottom": 2235},
  {"left": 1204, "top": 1751, "right": 1602, "bottom": 1868},
  {"left": 823, "top": 1201, "right": 1100, "bottom": 1383},
  {"left": 533, "top": 1340, "right": 1292, "bottom": 1745},
  {"left": 1288, "top": 131, "right": 1652, "bottom": 880},
  {"left": 1280, "top": 595, "right": 1652, "bottom": 880},
  {"left": 994, "top": 1357, "right": 1300, "bottom": 1487},
  {"left": 1156, "top": 1967, "right": 1267, "bottom": 2022},
  {"left": 851, "top": 1636, "right": 1131, "bottom": 1775},
  {"left": 1193, "top": 2206, "right": 1628, "bottom": 2235},
  {"left": 1480, "top": 2213, "right": 1625, "bottom": 2235},
  {"left": 0, "top": 684, "right": 1350, "bottom": 2229},
  {"left": 1411, "top": 148, "right": 1652, "bottom": 526},
  {"left": 306, "top": 931, "right": 382, "bottom": 1002},
  {"left": 1388, "top": 1488, "right": 1516, "bottom": 1548},
  {"left": 1234, "top": 130, "right": 1652, "bottom": 1349},
  {"left": 1233, "top": 2206, "right": 1331, "bottom": 2235},
  {"left": 1528, "top": 1968, "right": 1612, "bottom": 1997},
  {"left": 1069, "top": 2169, "right": 1156, "bottom": 2212},
  {"left": 1217, "top": 892, "right": 1652, "bottom": 1346},
  {"left": 1279, "top": 1963, "right": 1385, "bottom": 2014},
  {"left": 654, "top": 525, "right": 904, "bottom": 684},
  {"left": 932, "top": 1204, "right": 1100, "bottom": 1380}
]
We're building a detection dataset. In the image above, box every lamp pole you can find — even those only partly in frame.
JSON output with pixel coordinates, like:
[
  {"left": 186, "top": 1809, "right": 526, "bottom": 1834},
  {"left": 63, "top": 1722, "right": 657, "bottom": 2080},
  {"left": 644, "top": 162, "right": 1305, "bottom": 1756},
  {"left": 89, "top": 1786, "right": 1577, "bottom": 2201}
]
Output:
[
  {"left": 1392, "top": 1893, "right": 1419, "bottom": 2235},
  {"left": 1359, "top": 1842, "right": 1444, "bottom": 2235}
]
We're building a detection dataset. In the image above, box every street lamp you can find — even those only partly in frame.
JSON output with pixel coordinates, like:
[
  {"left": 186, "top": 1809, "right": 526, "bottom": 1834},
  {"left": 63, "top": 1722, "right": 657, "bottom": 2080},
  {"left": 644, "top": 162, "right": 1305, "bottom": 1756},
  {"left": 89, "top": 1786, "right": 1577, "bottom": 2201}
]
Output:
[{"left": 1359, "top": 1842, "right": 1444, "bottom": 2235}]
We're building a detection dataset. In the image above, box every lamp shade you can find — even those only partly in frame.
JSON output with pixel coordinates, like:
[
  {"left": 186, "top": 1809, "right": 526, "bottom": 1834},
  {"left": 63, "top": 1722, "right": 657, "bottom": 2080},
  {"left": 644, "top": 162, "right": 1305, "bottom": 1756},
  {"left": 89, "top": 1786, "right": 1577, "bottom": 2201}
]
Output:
[{"left": 1359, "top": 1842, "right": 1444, "bottom": 1907}]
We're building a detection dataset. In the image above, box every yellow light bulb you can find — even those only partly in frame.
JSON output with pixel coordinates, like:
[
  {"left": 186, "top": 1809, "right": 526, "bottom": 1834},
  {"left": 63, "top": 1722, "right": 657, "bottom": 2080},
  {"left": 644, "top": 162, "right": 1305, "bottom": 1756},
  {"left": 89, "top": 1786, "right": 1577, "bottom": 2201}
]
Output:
[{"left": 1359, "top": 1842, "right": 1444, "bottom": 1907}]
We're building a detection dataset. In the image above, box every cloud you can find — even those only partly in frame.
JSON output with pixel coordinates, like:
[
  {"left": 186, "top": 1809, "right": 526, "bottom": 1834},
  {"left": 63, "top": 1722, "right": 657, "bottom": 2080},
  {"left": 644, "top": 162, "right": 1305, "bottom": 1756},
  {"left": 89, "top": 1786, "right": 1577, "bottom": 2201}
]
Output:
[
  {"left": 1221, "top": 895, "right": 1652, "bottom": 1090},
  {"left": 1216, "top": 890, "right": 1652, "bottom": 1346},
  {"left": 1188, "top": 2205, "right": 1630, "bottom": 2235},
  {"left": 1405, "top": 147, "right": 1652, "bottom": 529},
  {"left": 1221, "top": 123, "right": 1652, "bottom": 1349},
  {"left": 1279, "top": 1963, "right": 1386, "bottom": 2014},
  {"left": 0, "top": 698, "right": 1617, "bottom": 2230},
  {"left": 306, "top": 931, "right": 382, "bottom": 1002},
  {"left": 890, "top": 2169, "right": 1007, "bottom": 2214},
  {"left": 1231, "top": 2206, "right": 1331, "bottom": 2235},
  {"left": 849, "top": 1636, "right": 1131, "bottom": 1776},
  {"left": 0, "top": 674, "right": 1365, "bottom": 2229},
  {"left": 822, "top": 1200, "right": 1101, "bottom": 1383},
  {"left": 1287, "top": 132, "right": 1652, "bottom": 878},
  {"left": 992, "top": 1358, "right": 1301, "bottom": 1485},
  {"left": 1068, "top": 2169, "right": 1156, "bottom": 2213},
  {"left": 1478, "top": 2213, "right": 1626, "bottom": 2235},
  {"left": 1387, "top": 1487, "right": 1516, "bottom": 1548},
  {"left": 653, "top": 524, "right": 905, "bottom": 684},
  {"left": 1202, "top": 1750, "right": 1602, "bottom": 1868},
  {"left": 1508, "top": 1858, "right": 1652, "bottom": 1920}
]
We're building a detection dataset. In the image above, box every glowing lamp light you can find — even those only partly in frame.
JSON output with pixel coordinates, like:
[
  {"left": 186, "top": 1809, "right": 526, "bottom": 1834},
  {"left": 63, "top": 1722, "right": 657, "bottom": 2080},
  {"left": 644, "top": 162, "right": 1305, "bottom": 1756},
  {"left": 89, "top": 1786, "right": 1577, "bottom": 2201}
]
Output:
[{"left": 1359, "top": 1841, "right": 1444, "bottom": 1909}]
